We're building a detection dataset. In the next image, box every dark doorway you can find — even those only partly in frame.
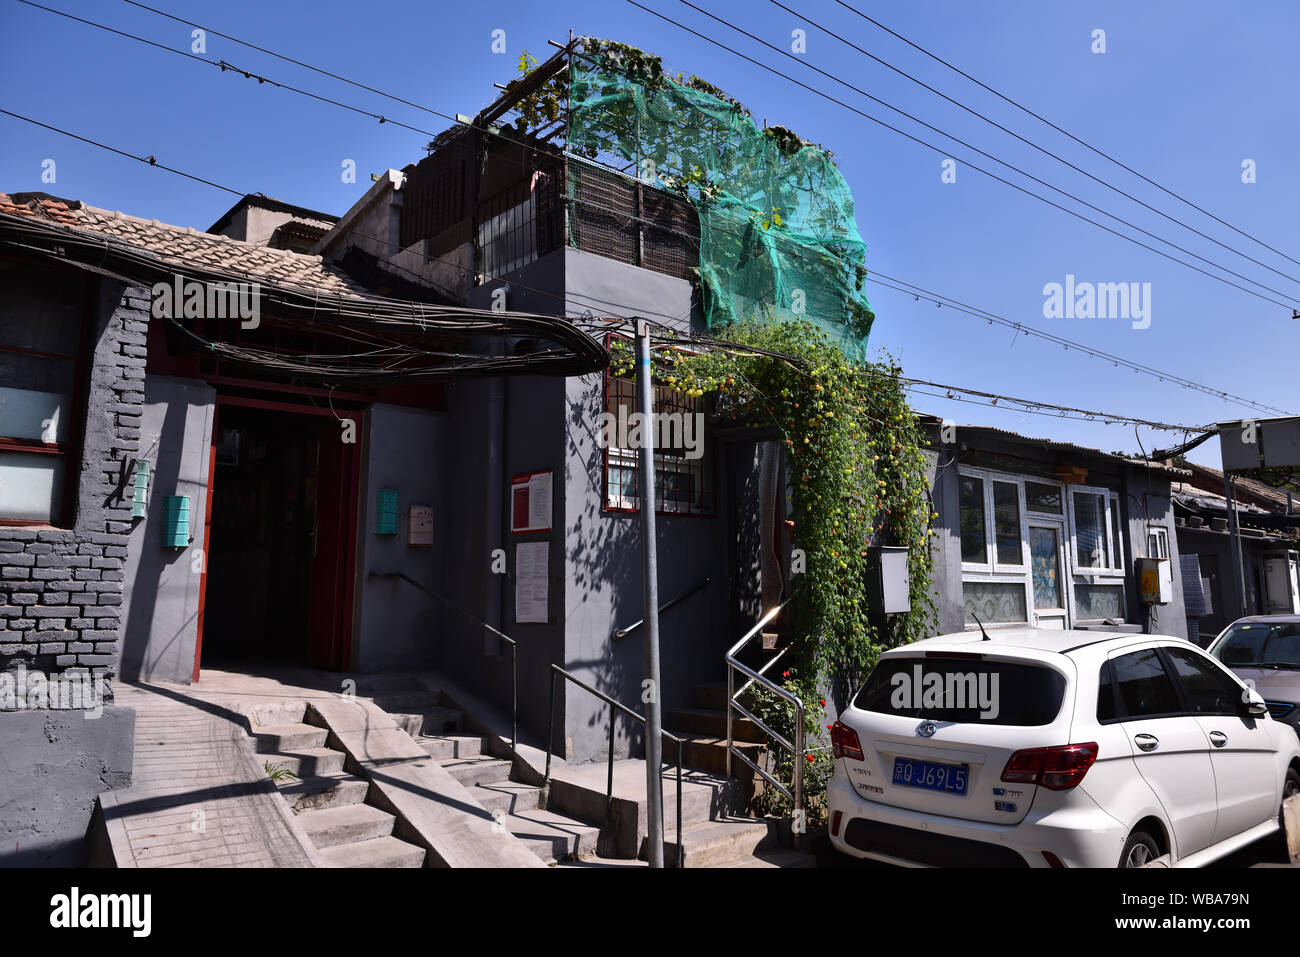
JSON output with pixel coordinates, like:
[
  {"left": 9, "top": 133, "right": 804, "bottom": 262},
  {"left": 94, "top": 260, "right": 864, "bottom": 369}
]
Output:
[{"left": 198, "top": 401, "right": 359, "bottom": 673}]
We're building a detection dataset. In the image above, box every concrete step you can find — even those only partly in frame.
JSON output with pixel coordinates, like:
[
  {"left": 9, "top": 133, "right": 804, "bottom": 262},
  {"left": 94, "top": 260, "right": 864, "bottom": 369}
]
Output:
[
  {"left": 299, "top": 803, "right": 397, "bottom": 849},
  {"left": 261, "top": 747, "right": 345, "bottom": 779},
  {"left": 319, "top": 835, "right": 426, "bottom": 868},
  {"left": 354, "top": 674, "right": 434, "bottom": 695},
  {"left": 277, "top": 772, "right": 370, "bottom": 813},
  {"left": 681, "top": 735, "right": 767, "bottom": 778},
  {"left": 387, "top": 706, "right": 464, "bottom": 737},
  {"left": 474, "top": 780, "right": 541, "bottom": 816},
  {"left": 669, "top": 708, "right": 766, "bottom": 743},
  {"left": 253, "top": 722, "right": 329, "bottom": 753},
  {"left": 417, "top": 733, "right": 485, "bottom": 760},
  {"left": 506, "top": 808, "right": 601, "bottom": 864},
  {"left": 693, "top": 681, "right": 728, "bottom": 711},
  {"left": 734, "top": 848, "right": 818, "bottom": 868},
  {"left": 440, "top": 755, "right": 513, "bottom": 789},
  {"left": 649, "top": 816, "right": 780, "bottom": 868},
  {"left": 371, "top": 691, "right": 445, "bottom": 713}
]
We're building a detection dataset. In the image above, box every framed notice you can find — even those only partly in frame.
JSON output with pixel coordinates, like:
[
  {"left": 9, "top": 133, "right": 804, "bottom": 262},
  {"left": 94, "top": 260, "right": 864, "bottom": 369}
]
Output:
[
  {"left": 510, "top": 470, "right": 553, "bottom": 533},
  {"left": 515, "top": 541, "right": 549, "bottom": 624}
]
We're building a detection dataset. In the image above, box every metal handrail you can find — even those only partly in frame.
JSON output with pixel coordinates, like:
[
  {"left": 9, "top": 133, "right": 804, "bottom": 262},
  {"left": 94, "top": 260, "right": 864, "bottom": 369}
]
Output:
[
  {"left": 613, "top": 576, "right": 711, "bottom": 640},
  {"left": 368, "top": 571, "right": 517, "bottom": 766},
  {"left": 542, "top": 665, "right": 685, "bottom": 868},
  {"left": 725, "top": 595, "right": 806, "bottom": 843}
]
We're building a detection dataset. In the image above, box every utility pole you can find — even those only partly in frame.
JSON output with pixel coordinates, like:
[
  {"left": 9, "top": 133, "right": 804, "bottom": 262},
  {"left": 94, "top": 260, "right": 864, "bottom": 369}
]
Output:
[{"left": 635, "top": 318, "right": 665, "bottom": 868}]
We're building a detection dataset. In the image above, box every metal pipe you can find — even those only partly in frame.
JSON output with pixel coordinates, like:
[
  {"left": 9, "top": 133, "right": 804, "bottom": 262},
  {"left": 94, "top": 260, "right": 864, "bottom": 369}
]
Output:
[
  {"left": 613, "top": 577, "right": 710, "bottom": 640},
  {"left": 635, "top": 319, "right": 665, "bottom": 868},
  {"left": 1226, "top": 473, "right": 1248, "bottom": 615},
  {"left": 543, "top": 668, "right": 556, "bottom": 803},
  {"left": 607, "top": 712, "right": 616, "bottom": 822},
  {"left": 676, "top": 739, "right": 683, "bottom": 868},
  {"left": 725, "top": 662, "right": 734, "bottom": 778}
]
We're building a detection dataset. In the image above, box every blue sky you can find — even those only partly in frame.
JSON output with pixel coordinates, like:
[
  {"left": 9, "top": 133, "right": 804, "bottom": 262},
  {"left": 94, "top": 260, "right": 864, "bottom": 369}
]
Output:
[{"left": 2, "top": 0, "right": 1296, "bottom": 467}]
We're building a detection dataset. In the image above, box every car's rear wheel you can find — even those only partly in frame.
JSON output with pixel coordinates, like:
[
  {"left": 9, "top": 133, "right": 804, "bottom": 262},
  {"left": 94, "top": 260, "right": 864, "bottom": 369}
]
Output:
[{"left": 1119, "top": 829, "right": 1160, "bottom": 868}]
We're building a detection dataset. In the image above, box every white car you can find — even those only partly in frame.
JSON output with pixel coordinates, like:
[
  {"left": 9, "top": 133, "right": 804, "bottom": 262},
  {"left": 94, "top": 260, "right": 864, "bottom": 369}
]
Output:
[{"left": 827, "top": 628, "right": 1300, "bottom": 868}]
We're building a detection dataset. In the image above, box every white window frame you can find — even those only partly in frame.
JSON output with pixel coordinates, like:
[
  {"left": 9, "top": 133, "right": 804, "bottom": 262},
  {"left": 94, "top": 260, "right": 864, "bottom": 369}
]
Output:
[
  {"left": 1146, "top": 525, "right": 1170, "bottom": 560},
  {"left": 958, "top": 466, "right": 1029, "bottom": 574},
  {"left": 1067, "top": 484, "right": 1125, "bottom": 578},
  {"left": 957, "top": 468, "right": 1130, "bottom": 629}
]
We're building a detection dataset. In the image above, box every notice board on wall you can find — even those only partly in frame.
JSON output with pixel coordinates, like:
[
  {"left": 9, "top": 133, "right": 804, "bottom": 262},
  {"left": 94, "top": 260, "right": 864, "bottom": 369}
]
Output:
[
  {"left": 510, "top": 471, "right": 553, "bottom": 533},
  {"left": 515, "top": 541, "right": 549, "bottom": 624}
]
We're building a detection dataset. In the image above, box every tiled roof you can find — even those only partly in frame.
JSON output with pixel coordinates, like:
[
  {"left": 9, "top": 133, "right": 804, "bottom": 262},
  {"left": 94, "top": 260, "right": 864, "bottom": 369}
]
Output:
[{"left": 0, "top": 192, "right": 372, "bottom": 299}]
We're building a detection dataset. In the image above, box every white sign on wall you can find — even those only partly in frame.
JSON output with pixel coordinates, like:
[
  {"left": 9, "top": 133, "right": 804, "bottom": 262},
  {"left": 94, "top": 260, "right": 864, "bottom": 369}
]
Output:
[{"left": 515, "top": 541, "right": 549, "bottom": 624}]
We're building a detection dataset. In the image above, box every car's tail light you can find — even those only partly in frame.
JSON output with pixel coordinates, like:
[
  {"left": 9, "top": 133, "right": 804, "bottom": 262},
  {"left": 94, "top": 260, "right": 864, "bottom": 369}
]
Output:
[
  {"left": 1041, "top": 851, "right": 1066, "bottom": 868},
  {"left": 831, "top": 810, "right": 844, "bottom": 837},
  {"left": 831, "top": 720, "right": 864, "bottom": 761},
  {"left": 1001, "top": 742, "right": 1098, "bottom": 790}
]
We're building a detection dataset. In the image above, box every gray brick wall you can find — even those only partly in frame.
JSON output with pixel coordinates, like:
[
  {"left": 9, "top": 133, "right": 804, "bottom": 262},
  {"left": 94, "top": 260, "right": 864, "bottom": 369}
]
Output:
[{"left": 0, "top": 279, "right": 148, "bottom": 695}]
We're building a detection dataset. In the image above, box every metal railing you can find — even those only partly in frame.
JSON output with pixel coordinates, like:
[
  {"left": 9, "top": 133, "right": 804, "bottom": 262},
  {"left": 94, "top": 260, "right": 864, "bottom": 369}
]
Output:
[
  {"left": 612, "top": 577, "right": 711, "bottom": 641},
  {"left": 368, "top": 571, "right": 516, "bottom": 765},
  {"left": 542, "top": 665, "right": 685, "bottom": 868},
  {"left": 725, "top": 595, "right": 805, "bottom": 843}
]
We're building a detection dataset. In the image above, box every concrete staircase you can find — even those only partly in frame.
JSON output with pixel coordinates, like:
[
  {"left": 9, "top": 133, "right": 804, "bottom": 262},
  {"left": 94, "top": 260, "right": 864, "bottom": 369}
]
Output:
[
  {"left": 670, "top": 679, "right": 772, "bottom": 810},
  {"left": 368, "top": 673, "right": 815, "bottom": 868},
  {"left": 253, "top": 719, "right": 426, "bottom": 868},
  {"left": 368, "top": 678, "right": 603, "bottom": 865}
]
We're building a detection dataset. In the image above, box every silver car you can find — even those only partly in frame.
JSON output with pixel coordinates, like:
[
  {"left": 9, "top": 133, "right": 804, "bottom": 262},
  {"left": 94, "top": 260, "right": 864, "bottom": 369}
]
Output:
[{"left": 1208, "top": 615, "right": 1300, "bottom": 740}]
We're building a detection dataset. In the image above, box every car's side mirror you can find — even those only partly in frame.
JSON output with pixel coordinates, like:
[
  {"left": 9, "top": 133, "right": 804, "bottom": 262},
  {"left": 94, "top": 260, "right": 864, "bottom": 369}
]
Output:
[{"left": 1242, "top": 688, "right": 1269, "bottom": 718}]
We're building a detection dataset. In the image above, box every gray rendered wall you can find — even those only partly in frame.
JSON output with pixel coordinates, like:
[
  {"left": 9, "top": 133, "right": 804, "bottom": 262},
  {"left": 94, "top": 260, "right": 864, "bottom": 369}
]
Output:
[
  {"left": 0, "top": 276, "right": 143, "bottom": 864},
  {"left": 350, "top": 402, "right": 443, "bottom": 673},
  {"left": 118, "top": 375, "right": 216, "bottom": 682}
]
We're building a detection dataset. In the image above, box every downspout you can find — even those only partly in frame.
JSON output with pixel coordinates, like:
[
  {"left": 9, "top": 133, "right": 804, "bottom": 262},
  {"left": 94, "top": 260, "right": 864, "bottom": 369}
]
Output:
[{"left": 485, "top": 376, "right": 506, "bottom": 654}]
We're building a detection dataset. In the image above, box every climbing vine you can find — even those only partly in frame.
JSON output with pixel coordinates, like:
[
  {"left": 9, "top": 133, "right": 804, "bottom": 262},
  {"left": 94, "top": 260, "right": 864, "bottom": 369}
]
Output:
[
  {"left": 612, "top": 318, "right": 937, "bottom": 824},
  {"left": 610, "top": 319, "right": 937, "bottom": 687}
]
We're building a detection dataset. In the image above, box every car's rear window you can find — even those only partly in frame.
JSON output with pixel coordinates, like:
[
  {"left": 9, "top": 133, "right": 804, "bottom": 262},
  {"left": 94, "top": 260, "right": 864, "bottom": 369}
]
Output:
[{"left": 854, "top": 657, "right": 1067, "bottom": 726}]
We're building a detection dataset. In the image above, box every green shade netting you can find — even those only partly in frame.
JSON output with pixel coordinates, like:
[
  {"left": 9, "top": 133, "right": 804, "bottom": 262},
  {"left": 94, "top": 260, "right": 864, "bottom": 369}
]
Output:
[{"left": 567, "top": 46, "right": 874, "bottom": 357}]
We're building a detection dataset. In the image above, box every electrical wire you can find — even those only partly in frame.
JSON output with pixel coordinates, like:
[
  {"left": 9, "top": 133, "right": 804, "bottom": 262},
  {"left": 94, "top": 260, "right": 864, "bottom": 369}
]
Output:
[
  {"left": 663, "top": 0, "right": 1300, "bottom": 310},
  {"left": 830, "top": 0, "right": 1300, "bottom": 273},
  {"left": 16, "top": 2, "right": 1287, "bottom": 416},
  {"left": 771, "top": 0, "right": 1300, "bottom": 289}
]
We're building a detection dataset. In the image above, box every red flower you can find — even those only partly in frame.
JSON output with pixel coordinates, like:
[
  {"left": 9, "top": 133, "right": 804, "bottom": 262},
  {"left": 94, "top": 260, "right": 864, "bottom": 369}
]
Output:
[
  {"left": 826, "top": 724, "right": 833, "bottom": 731},
  {"left": 806, "top": 754, "right": 815, "bottom": 762},
  {"left": 782, "top": 670, "right": 790, "bottom": 678},
  {"left": 819, "top": 699, "right": 826, "bottom": 707}
]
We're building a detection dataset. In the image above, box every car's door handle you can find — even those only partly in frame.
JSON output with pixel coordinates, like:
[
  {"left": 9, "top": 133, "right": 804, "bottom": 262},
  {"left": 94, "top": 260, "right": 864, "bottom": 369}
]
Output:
[
  {"left": 1209, "top": 730, "right": 1228, "bottom": 748},
  {"left": 1134, "top": 733, "right": 1159, "bottom": 752}
]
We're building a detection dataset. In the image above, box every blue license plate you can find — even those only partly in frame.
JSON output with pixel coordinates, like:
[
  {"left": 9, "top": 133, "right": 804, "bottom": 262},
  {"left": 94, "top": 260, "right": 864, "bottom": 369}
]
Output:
[{"left": 891, "top": 757, "right": 969, "bottom": 795}]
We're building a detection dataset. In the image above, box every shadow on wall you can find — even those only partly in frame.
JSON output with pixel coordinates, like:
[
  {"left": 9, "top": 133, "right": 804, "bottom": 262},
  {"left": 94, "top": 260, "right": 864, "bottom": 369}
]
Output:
[{"left": 119, "top": 390, "right": 211, "bottom": 683}]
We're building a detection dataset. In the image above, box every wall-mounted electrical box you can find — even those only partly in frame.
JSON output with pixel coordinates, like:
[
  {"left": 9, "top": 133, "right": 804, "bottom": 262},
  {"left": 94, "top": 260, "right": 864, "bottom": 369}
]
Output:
[
  {"left": 408, "top": 505, "right": 433, "bottom": 546},
  {"left": 1137, "top": 557, "right": 1173, "bottom": 604},
  {"left": 131, "top": 459, "right": 150, "bottom": 518},
  {"left": 865, "top": 545, "right": 911, "bottom": 615},
  {"left": 376, "top": 489, "right": 398, "bottom": 535},
  {"left": 161, "top": 495, "right": 189, "bottom": 548}
]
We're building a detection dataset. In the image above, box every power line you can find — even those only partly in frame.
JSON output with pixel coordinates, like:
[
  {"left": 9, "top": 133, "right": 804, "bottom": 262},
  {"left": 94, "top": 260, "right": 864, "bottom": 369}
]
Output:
[
  {"left": 864, "top": 271, "right": 1292, "bottom": 417},
  {"left": 830, "top": 0, "right": 1300, "bottom": 273},
  {"left": 771, "top": 0, "right": 1300, "bottom": 290},
  {"left": 6, "top": 8, "right": 1286, "bottom": 420},
  {"left": 45, "top": 0, "right": 1292, "bottom": 414},
  {"left": 665, "top": 0, "right": 1300, "bottom": 311}
]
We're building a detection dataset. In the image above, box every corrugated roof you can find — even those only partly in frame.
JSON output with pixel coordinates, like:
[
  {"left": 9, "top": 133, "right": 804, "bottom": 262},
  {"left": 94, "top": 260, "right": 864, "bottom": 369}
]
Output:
[
  {"left": 0, "top": 192, "right": 371, "bottom": 299},
  {"left": 934, "top": 422, "right": 1192, "bottom": 477}
]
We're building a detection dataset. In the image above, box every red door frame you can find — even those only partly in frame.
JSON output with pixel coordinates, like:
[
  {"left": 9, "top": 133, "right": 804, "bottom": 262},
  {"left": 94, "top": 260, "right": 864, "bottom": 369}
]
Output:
[{"left": 191, "top": 392, "right": 363, "bottom": 681}]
